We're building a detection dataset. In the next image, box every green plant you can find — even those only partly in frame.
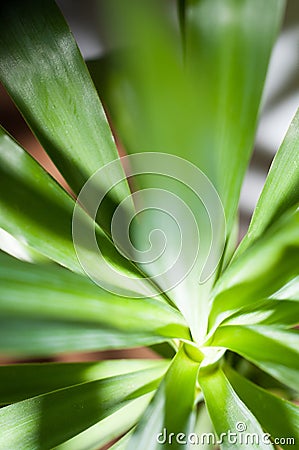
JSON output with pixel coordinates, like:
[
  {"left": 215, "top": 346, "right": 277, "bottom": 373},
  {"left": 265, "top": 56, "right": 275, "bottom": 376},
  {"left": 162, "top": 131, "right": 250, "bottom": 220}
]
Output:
[{"left": 0, "top": 0, "right": 298, "bottom": 449}]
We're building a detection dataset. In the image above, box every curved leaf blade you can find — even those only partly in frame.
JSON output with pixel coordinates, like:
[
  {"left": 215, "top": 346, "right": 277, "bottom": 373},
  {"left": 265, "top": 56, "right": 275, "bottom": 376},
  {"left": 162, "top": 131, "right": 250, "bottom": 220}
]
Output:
[
  {"left": 0, "top": 359, "right": 168, "bottom": 405},
  {"left": 93, "top": 0, "right": 284, "bottom": 342},
  {"left": 184, "top": 0, "right": 285, "bottom": 233},
  {"left": 98, "top": 0, "right": 284, "bottom": 234},
  {"left": 0, "top": 130, "right": 156, "bottom": 297},
  {"left": 210, "top": 325, "right": 299, "bottom": 392},
  {"left": 225, "top": 366, "right": 299, "bottom": 448},
  {"left": 128, "top": 345, "right": 200, "bottom": 449},
  {"left": 56, "top": 394, "right": 151, "bottom": 450},
  {"left": 0, "top": 366, "right": 164, "bottom": 449},
  {"left": 222, "top": 298, "right": 299, "bottom": 328},
  {"left": 0, "top": 127, "right": 83, "bottom": 273},
  {"left": 209, "top": 208, "right": 299, "bottom": 330},
  {"left": 0, "top": 0, "right": 131, "bottom": 215},
  {"left": 0, "top": 317, "right": 168, "bottom": 356},
  {"left": 0, "top": 252, "right": 189, "bottom": 341},
  {"left": 236, "top": 109, "right": 299, "bottom": 258},
  {"left": 199, "top": 368, "right": 274, "bottom": 449},
  {"left": 0, "top": 227, "right": 46, "bottom": 263},
  {"left": 273, "top": 276, "right": 299, "bottom": 301}
]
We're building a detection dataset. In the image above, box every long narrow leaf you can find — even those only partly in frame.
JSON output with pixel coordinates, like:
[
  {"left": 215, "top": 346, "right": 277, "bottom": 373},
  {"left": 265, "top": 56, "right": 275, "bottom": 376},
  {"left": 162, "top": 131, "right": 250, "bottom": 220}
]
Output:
[
  {"left": 273, "top": 276, "right": 299, "bottom": 300},
  {"left": 0, "top": 359, "right": 168, "bottom": 405},
  {"left": 0, "top": 127, "right": 84, "bottom": 273},
  {"left": 0, "top": 227, "right": 46, "bottom": 263},
  {"left": 184, "top": 0, "right": 285, "bottom": 233},
  {"left": 0, "top": 130, "right": 157, "bottom": 297},
  {"left": 56, "top": 394, "right": 151, "bottom": 450},
  {"left": 98, "top": 0, "right": 284, "bottom": 234},
  {"left": 236, "top": 109, "right": 299, "bottom": 257},
  {"left": 225, "top": 366, "right": 299, "bottom": 448},
  {"left": 0, "top": 252, "right": 189, "bottom": 341},
  {"left": 199, "top": 368, "right": 274, "bottom": 449},
  {"left": 209, "top": 208, "right": 299, "bottom": 329},
  {"left": 210, "top": 325, "right": 299, "bottom": 392},
  {"left": 0, "top": 366, "right": 164, "bottom": 449},
  {"left": 0, "top": 0, "right": 131, "bottom": 222},
  {"left": 128, "top": 345, "right": 200, "bottom": 449},
  {"left": 94, "top": 0, "right": 284, "bottom": 343},
  {"left": 222, "top": 298, "right": 299, "bottom": 328},
  {"left": 0, "top": 317, "right": 168, "bottom": 356}
]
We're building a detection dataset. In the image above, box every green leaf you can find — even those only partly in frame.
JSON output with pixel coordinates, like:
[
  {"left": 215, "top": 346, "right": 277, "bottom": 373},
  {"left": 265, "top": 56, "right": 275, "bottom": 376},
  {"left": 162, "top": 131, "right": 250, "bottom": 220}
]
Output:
[
  {"left": 0, "top": 317, "right": 170, "bottom": 356},
  {"left": 0, "top": 0, "right": 131, "bottom": 220},
  {"left": 92, "top": 0, "right": 284, "bottom": 343},
  {"left": 222, "top": 298, "right": 299, "bottom": 328},
  {"left": 209, "top": 208, "right": 299, "bottom": 330},
  {"left": 225, "top": 366, "right": 299, "bottom": 449},
  {"left": 273, "top": 276, "right": 299, "bottom": 300},
  {"left": 0, "top": 127, "right": 84, "bottom": 273},
  {"left": 0, "top": 252, "right": 176, "bottom": 355},
  {"left": 0, "top": 130, "right": 158, "bottom": 297},
  {"left": 0, "top": 252, "right": 189, "bottom": 342},
  {"left": 128, "top": 344, "right": 200, "bottom": 449},
  {"left": 236, "top": 109, "right": 299, "bottom": 258},
  {"left": 98, "top": 0, "right": 284, "bottom": 233},
  {"left": 88, "top": 46, "right": 223, "bottom": 346},
  {"left": 210, "top": 325, "right": 299, "bottom": 392},
  {"left": 184, "top": 0, "right": 285, "bottom": 233},
  {"left": 0, "top": 227, "right": 47, "bottom": 263},
  {"left": 56, "top": 395, "right": 150, "bottom": 450},
  {"left": 0, "top": 366, "right": 164, "bottom": 449},
  {"left": 0, "top": 359, "right": 168, "bottom": 405},
  {"left": 198, "top": 368, "right": 274, "bottom": 449}
]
